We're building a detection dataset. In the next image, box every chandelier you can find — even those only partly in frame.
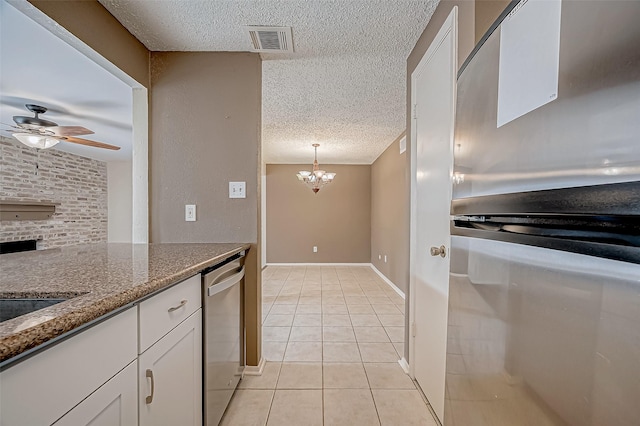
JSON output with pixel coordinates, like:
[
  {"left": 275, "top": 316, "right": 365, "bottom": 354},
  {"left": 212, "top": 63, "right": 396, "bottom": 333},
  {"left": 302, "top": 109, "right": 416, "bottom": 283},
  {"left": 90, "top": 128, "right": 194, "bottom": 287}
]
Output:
[{"left": 296, "top": 143, "right": 336, "bottom": 193}]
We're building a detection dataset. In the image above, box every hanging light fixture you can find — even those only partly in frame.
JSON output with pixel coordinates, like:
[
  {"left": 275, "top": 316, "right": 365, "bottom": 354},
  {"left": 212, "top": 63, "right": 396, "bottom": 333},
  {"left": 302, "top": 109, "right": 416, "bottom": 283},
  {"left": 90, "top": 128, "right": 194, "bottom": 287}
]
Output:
[
  {"left": 12, "top": 133, "right": 60, "bottom": 149},
  {"left": 296, "top": 143, "right": 336, "bottom": 193}
]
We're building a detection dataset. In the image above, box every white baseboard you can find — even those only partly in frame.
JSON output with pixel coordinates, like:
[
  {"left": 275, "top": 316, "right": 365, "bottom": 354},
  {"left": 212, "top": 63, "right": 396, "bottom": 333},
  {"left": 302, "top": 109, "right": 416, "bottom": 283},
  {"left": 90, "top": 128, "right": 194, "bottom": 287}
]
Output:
[
  {"left": 265, "top": 263, "right": 371, "bottom": 267},
  {"left": 398, "top": 357, "right": 410, "bottom": 374},
  {"left": 265, "top": 262, "right": 406, "bottom": 299},
  {"left": 243, "top": 357, "right": 266, "bottom": 376},
  {"left": 370, "top": 264, "right": 405, "bottom": 299}
]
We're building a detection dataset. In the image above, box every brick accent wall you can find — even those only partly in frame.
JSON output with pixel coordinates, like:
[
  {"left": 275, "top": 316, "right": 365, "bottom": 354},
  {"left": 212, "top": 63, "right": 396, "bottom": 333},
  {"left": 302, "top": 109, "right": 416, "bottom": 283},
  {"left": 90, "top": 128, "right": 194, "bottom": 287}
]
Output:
[{"left": 0, "top": 136, "right": 108, "bottom": 249}]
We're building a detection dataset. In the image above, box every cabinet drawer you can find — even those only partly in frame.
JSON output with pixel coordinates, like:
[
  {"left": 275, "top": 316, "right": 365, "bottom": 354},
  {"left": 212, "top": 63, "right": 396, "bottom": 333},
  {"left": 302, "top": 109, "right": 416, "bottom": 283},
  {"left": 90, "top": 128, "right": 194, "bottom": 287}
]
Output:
[
  {"left": 0, "top": 307, "right": 137, "bottom": 426},
  {"left": 139, "top": 274, "right": 201, "bottom": 353}
]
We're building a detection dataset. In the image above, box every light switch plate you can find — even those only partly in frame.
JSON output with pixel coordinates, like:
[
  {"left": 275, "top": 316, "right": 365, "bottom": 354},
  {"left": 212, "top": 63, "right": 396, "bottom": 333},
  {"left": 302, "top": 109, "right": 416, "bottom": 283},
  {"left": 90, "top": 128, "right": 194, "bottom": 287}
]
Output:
[
  {"left": 229, "top": 182, "right": 246, "bottom": 199},
  {"left": 185, "top": 204, "right": 196, "bottom": 221}
]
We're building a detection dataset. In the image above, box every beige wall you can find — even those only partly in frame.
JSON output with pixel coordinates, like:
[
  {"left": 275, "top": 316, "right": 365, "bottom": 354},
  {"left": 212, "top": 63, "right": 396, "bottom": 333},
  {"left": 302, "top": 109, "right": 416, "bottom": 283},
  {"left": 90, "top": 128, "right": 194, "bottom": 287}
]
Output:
[
  {"left": 266, "top": 164, "right": 371, "bottom": 264},
  {"left": 149, "top": 51, "right": 262, "bottom": 364},
  {"left": 28, "top": 0, "right": 150, "bottom": 87},
  {"left": 475, "top": 0, "right": 511, "bottom": 43},
  {"left": 371, "top": 133, "right": 408, "bottom": 293},
  {"left": 149, "top": 52, "right": 260, "bottom": 244}
]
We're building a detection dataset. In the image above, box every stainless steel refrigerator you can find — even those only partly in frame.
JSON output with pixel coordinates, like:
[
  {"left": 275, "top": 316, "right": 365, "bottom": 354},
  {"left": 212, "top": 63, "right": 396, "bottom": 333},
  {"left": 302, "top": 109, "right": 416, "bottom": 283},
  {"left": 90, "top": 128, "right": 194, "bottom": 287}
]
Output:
[{"left": 446, "top": 1, "right": 640, "bottom": 425}]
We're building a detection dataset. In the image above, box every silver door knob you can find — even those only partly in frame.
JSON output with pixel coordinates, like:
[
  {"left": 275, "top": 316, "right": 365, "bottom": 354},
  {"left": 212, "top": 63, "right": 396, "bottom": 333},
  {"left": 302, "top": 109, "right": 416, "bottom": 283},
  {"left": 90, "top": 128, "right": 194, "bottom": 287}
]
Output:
[{"left": 430, "top": 245, "right": 446, "bottom": 258}]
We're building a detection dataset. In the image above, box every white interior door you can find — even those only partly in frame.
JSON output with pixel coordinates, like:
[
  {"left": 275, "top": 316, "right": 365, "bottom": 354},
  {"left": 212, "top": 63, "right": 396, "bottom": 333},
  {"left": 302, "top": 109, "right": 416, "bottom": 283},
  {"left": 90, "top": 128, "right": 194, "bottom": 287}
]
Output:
[{"left": 410, "top": 7, "right": 457, "bottom": 423}]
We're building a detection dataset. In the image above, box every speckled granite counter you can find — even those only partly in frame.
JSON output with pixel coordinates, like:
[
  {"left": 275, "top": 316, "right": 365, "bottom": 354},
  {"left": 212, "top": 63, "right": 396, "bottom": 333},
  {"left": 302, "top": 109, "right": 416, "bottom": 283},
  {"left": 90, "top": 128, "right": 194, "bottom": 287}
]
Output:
[{"left": 0, "top": 243, "right": 249, "bottom": 365}]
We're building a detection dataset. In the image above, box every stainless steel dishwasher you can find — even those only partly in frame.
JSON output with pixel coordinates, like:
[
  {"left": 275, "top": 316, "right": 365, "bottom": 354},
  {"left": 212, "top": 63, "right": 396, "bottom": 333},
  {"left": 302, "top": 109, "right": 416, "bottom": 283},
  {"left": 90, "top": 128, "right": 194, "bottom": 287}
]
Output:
[{"left": 201, "top": 251, "right": 245, "bottom": 425}]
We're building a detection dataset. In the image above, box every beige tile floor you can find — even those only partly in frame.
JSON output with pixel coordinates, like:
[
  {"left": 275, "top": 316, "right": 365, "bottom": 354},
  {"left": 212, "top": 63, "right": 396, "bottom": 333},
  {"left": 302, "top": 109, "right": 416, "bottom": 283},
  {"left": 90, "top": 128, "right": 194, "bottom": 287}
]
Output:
[{"left": 221, "top": 265, "right": 439, "bottom": 426}]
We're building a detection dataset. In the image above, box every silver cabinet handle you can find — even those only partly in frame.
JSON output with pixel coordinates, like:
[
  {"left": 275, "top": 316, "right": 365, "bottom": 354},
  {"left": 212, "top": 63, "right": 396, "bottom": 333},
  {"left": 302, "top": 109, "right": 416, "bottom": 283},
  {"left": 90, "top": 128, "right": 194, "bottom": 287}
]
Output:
[
  {"left": 145, "top": 369, "right": 155, "bottom": 404},
  {"left": 167, "top": 299, "right": 187, "bottom": 312},
  {"left": 430, "top": 245, "right": 447, "bottom": 258}
]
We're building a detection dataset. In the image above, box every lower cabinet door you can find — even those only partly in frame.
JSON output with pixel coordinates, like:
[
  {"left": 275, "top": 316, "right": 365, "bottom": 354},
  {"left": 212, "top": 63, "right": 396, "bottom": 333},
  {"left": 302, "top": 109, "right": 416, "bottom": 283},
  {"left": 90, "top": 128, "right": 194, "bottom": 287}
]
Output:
[
  {"left": 54, "top": 361, "right": 138, "bottom": 426},
  {"left": 139, "top": 310, "right": 202, "bottom": 426}
]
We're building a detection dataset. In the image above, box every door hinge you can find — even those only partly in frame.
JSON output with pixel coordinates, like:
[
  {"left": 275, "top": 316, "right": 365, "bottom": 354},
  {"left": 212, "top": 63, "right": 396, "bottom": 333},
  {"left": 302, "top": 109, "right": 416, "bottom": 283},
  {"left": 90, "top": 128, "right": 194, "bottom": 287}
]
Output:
[
  {"left": 412, "top": 103, "right": 417, "bottom": 120},
  {"left": 411, "top": 322, "right": 417, "bottom": 337}
]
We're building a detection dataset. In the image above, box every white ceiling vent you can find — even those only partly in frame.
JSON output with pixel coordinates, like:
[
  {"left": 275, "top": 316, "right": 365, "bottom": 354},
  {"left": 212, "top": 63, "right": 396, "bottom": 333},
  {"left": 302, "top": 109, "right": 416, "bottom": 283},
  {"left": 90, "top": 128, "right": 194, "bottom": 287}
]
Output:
[{"left": 246, "top": 26, "right": 294, "bottom": 53}]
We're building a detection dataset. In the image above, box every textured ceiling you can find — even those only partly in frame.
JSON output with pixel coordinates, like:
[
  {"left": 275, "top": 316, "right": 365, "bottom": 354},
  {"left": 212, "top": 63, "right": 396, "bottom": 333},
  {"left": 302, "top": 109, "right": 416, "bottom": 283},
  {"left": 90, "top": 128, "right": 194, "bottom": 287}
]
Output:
[
  {"left": 99, "top": 0, "right": 439, "bottom": 164},
  {"left": 0, "top": 1, "right": 133, "bottom": 162}
]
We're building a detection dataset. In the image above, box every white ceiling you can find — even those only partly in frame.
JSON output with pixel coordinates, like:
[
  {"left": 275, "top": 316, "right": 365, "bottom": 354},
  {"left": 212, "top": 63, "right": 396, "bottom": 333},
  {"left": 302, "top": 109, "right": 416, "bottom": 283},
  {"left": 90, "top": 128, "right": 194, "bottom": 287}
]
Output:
[
  {"left": 99, "top": 0, "right": 439, "bottom": 164},
  {"left": 0, "top": 0, "right": 133, "bottom": 162}
]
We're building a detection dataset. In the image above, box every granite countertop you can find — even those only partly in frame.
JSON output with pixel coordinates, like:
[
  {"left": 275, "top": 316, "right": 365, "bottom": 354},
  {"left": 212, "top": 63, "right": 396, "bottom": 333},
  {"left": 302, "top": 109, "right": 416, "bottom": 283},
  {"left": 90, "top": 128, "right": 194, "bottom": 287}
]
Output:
[{"left": 0, "top": 242, "right": 250, "bottom": 365}]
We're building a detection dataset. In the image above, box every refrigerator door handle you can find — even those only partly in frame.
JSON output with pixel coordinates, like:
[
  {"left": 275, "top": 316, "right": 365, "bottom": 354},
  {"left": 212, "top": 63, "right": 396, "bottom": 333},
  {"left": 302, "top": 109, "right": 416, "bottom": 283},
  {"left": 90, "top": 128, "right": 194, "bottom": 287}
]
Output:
[{"left": 430, "top": 245, "right": 447, "bottom": 258}]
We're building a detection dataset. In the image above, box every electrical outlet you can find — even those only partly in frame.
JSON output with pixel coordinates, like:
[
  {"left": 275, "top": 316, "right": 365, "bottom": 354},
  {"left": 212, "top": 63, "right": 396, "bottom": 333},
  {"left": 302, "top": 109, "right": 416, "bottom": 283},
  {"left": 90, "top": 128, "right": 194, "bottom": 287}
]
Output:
[
  {"left": 313, "top": 246, "right": 318, "bottom": 253},
  {"left": 378, "top": 254, "right": 381, "bottom": 260},
  {"left": 185, "top": 204, "right": 196, "bottom": 221},
  {"left": 229, "top": 182, "right": 246, "bottom": 199},
  {"left": 384, "top": 255, "right": 387, "bottom": 263}
]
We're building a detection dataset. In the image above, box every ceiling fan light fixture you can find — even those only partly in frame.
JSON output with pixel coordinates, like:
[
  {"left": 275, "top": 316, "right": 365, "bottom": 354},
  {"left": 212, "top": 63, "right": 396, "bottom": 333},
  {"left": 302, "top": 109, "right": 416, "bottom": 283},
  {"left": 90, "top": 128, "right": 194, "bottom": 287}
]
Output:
[
  {"left": 12, "top": 116, "right": 58, "bottom": 129},
  {"left": 3, "top": 104, "right": 121, "bottom": 151},
  {"left": 12, "top": 133, "right": 60, "bottom": 149},
  {"left": 13, "top": 104, "right": 58, "bottom": 128}
]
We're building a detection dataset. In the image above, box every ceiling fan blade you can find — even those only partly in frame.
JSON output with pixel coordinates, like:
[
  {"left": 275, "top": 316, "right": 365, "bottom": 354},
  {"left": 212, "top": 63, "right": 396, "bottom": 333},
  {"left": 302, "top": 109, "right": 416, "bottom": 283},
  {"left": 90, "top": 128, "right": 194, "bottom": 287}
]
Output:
[
  {"left": 60, "top": 136, "right": 121, "bottom": 150},
  {"left": 1, "top": 122, "right": 22, "bottom": 130},
  {"left": 47, "top": 126, "right": 94, "bottom": 137}
]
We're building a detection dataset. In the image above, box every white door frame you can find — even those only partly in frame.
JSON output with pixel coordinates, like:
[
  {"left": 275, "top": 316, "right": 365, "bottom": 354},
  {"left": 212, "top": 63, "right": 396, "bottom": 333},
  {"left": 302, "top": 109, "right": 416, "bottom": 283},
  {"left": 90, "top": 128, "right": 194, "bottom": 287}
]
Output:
[
  {"left": 408, "top": 6, "right": 458, "bottom": 379},
  {"left": 11, "top": 0, "right": 150, "bottom": 243}
]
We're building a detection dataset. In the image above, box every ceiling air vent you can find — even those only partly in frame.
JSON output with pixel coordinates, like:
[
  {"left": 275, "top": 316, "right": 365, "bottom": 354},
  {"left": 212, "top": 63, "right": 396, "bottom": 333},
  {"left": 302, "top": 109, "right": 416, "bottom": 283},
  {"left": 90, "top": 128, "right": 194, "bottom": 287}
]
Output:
[{"left": 246, "top": 26, "right": 294, "bottom": 53}]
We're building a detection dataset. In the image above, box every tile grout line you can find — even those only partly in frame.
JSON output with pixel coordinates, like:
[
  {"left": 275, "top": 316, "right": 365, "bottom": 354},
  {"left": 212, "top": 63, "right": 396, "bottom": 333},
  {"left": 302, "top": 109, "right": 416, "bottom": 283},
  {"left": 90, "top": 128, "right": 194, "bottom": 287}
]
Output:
[
  {"left": 259, "top": 265, "right": 415, "bottom": 424},
  {"left": 263, "top": 384, "right": 277, "bottom": 426},
  {"left": 358, "top": 272, "right": 383, "bottom": 425}
]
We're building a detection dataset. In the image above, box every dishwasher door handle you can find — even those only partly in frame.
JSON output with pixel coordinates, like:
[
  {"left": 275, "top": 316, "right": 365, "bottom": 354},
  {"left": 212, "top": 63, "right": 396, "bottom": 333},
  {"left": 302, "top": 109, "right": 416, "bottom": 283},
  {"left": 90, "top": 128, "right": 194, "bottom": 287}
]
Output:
[{"left": 207, "top": 266, "right": 245, "bottom": 297}]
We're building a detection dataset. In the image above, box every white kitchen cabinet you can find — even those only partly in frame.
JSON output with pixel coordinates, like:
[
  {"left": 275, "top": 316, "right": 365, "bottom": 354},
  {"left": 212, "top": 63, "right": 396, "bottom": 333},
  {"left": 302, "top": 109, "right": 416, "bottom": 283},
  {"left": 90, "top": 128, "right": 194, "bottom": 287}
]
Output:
[
  {"left": 54, "top": 361, "right": 138, "bottom": 426},
  {"left": 138, "top": 310, "right": 202, "bottom": 426},
  {"left": 1, "top": 274, "right": 204, "bottom": 426},
  {"left": 0, "top": 307, "right": 137, "bottom": 426}
]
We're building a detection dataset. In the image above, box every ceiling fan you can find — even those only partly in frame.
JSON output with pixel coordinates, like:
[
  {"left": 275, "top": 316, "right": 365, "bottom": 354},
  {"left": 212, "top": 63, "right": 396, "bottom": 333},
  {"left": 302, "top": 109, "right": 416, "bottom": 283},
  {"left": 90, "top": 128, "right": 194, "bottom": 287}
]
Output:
[{"left": 2, "top": 104, "right": 120, "bottom": 150}]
